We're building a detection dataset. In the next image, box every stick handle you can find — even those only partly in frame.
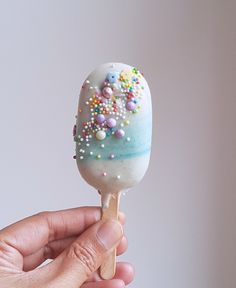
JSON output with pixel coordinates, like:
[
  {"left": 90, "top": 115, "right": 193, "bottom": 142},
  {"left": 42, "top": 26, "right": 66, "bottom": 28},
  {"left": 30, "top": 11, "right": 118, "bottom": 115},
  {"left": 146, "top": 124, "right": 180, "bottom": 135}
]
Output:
[{"left": 100, "top": 192, "right": 120, "bottom": 280}]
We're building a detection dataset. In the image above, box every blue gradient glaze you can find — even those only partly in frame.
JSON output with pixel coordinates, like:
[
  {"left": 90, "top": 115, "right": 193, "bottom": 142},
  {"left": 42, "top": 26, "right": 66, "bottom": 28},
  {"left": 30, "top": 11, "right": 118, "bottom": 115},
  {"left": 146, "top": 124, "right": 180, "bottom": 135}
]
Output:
[{"left": 78, "top": 115, "right": 152, "bottom": 161}]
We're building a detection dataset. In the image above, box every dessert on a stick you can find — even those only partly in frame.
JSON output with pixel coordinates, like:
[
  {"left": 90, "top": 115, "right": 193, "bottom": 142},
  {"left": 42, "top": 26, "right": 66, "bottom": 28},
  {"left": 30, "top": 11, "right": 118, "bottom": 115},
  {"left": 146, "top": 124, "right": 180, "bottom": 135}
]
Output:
[{"left": 73, "top": 63, "right": 152, "bottom": 279}]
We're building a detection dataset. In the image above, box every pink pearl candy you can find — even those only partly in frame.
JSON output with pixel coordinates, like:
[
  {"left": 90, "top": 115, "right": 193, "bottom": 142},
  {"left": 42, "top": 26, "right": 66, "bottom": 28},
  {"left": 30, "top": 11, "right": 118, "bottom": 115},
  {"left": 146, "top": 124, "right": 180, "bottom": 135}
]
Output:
[
  {"left": 115, "top": 129, "right": 125, "bottom": 139},
  {"left": 102, "top": 86, "right": 113, "bottom": 99}
]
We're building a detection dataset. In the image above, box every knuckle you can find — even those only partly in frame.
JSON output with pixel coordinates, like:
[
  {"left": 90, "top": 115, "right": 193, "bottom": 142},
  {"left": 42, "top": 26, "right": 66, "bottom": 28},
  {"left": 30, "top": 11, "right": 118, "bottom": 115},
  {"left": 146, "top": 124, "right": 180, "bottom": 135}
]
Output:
[
  {"left": 68, "top": 242, "right": 97, "bottom": 275},
  {"left": 35, "top": 211, "right": 51, "bottom": 218}
]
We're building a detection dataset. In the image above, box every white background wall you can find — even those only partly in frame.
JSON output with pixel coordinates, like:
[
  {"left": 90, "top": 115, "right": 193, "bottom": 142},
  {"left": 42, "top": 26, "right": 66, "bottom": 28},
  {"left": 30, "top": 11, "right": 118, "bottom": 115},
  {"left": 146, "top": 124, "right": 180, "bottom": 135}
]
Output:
[{"left": 0, "top": 1, "right": 236, "bottom": 287}]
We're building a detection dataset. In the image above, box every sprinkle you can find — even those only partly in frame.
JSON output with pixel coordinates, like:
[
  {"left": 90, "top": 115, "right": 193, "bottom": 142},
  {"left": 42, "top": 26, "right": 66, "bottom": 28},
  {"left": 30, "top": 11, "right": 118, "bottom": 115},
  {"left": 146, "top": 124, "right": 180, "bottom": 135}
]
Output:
[
  {"left": 78, "top": 67, "right": 144, "bottom": 148},
  {"left": 89, "top": 151, "right": 94, "bottom": 155},
  {"left": 112, "top": 83, "right": 118, "bottom": 89},
  {"left": 101, "top": 144, "right": 105, "bottom": 148},
  {"left": 110, "top": 154, "right": 115, "bottom": 159},
  {"left": 103, "top": 172, "right": 107, "bottom": 176},
  {"left": 80, "top": 156, "right": 84, "bottom": 160},
  {"left": 116, "top": 175, "right": 121, "bottom": 179},
  {"left": 97, "top": 154, "right": 101, "bottom": 159}
]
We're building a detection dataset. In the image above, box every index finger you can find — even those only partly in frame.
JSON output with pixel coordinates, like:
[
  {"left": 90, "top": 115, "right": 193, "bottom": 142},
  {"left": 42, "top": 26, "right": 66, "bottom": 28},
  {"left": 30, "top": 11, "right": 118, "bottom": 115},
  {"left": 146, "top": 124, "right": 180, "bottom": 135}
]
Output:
[
  {"left": 0, "top": 207, "right": 126, "bottom": 258},
  {"left": 0, "top": 207, "right": 101, "bottom": 257}
]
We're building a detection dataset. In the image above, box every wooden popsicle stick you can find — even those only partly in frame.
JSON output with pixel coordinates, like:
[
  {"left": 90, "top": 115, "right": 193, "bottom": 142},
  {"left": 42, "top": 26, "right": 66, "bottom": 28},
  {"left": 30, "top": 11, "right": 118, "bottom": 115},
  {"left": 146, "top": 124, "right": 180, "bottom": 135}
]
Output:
[{"left": 100, "top": 191, "right": 121, "bottom": 280}]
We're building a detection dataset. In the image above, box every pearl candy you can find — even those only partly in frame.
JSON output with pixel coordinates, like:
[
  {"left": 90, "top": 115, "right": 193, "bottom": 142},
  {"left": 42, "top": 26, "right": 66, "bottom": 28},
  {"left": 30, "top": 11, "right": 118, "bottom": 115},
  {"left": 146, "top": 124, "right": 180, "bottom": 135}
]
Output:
[
  {"left": 115, "top": 129, "right": 125, "bottom": 139},
  {"left": 126, "top": 101, "right": 136, "bottom": 111},
  {"left": 106, "top": 117, "right": 116, "bottom": 128},
  {"left": 102, "top": 86, "right": 113, "bottom": 99},
  {"left": 95, "top": 114, "right": 105, "bottom": 124},
  {"left": 96, "top": 130, "right": 106, "bottom": 141}
]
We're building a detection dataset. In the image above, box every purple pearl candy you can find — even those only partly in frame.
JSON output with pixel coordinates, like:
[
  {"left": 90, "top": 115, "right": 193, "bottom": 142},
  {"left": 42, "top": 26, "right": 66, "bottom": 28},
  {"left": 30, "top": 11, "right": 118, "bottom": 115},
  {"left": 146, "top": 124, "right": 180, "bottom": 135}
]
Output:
[
  {"left": 126, "top": 101, "right": 136, "bottom": 111},
  {"left": 95, "top": 114, "right": 105, "bottom": 124},
  {"left": 106, "top": 117, "right": 116, "bottom": 128},
  {"left": 115, "top": 129, "right": 125, "bottom": 139}
]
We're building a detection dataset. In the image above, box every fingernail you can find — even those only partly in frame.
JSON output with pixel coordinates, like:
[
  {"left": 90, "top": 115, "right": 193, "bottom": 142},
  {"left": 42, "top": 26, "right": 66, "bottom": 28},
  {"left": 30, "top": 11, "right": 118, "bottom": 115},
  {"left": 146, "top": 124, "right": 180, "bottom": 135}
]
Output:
[{"left": 97, "top": 220, "right": 123, "bottom": 250}]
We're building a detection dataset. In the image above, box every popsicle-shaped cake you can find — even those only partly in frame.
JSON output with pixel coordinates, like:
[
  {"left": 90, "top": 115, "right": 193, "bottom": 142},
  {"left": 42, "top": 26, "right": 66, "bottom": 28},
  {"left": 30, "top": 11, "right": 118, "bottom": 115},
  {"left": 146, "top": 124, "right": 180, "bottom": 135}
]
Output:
[{"left": 73, "top": 62, "right": 152, "bottom": 279}]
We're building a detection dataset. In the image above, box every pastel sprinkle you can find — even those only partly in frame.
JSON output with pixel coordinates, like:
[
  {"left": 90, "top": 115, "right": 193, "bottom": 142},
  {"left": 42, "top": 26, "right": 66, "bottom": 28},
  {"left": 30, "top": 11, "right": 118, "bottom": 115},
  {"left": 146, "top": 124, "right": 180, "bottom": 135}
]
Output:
[
  {"left": 110, "top": 154, "right": 115, "bottom": 159},
  {"left": 76, "top": 66, "right": 144, "bottom": 160}
]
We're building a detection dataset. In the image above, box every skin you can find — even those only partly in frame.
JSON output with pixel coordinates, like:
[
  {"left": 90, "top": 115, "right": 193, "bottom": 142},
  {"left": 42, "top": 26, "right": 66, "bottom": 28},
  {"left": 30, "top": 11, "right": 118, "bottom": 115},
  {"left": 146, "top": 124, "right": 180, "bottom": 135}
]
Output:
[{"left": 0, "top": 207, "right": 134, "bottom": 288}]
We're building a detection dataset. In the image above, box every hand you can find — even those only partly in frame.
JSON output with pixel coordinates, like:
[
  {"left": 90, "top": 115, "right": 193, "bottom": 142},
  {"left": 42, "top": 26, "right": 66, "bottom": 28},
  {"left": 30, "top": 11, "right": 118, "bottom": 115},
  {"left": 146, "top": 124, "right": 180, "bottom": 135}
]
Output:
[{"left": 0, "top": 207, "right": 134, "bottom": 288}]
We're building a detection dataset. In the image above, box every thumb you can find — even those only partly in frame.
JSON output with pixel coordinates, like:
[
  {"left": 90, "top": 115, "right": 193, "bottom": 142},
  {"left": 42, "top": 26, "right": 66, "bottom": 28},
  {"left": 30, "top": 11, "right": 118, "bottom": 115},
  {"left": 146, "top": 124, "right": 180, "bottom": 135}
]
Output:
[{"left": 41, "top": 219, "right": 123, "bottom": 288}]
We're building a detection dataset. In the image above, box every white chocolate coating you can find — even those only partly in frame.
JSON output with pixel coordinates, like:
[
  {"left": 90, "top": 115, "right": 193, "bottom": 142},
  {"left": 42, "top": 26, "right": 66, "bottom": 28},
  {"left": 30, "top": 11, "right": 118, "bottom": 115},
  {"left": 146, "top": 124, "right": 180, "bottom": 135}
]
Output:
[{"left": 74, "top": 63, "right": 152, "bottom": 205}]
